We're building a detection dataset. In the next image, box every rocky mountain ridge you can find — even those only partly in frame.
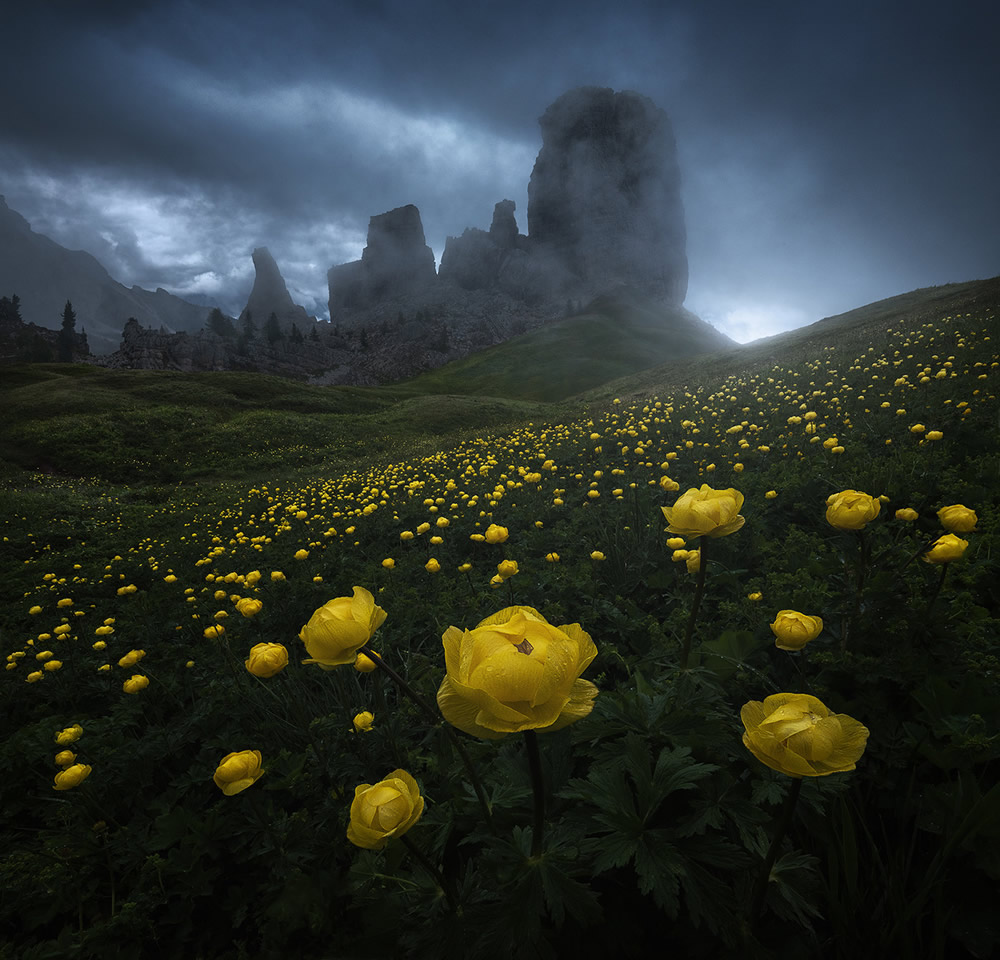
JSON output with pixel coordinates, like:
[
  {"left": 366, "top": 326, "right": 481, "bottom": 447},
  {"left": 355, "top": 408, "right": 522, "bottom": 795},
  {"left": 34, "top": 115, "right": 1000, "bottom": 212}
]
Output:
[{"left": 3, "top": 86, "right": 733, "bottom": 382}]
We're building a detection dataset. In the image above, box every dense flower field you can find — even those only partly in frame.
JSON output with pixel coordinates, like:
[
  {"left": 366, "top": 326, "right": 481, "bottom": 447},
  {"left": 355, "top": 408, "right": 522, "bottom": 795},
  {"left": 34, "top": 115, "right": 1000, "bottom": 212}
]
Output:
[{"left": 2, "top": 311, "right": 999, "bottom": 959}]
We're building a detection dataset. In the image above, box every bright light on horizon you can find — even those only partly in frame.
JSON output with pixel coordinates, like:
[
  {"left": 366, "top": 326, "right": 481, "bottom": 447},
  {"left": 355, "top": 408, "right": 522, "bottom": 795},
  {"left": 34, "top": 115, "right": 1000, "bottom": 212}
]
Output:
[{"left": 692, "top": 301, "right": 812, "bottom": 345}]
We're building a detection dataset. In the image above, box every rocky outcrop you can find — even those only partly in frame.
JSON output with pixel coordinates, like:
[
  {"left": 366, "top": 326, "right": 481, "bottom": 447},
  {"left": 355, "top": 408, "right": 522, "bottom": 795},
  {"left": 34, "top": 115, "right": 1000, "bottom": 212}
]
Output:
[
  {"left": 0, "top": 195, "right": 211, "bottom": 354},
  {"left": 527, "top": 87, "right": 688, "bottom": 304},
  {"left": 329, "top": 204, "right": 437, "bottom": 315},
  {"left": 328, "top": 87, "right": 689, "bottom": 333},
  {"left": 239, "top": 247, "right": 316, "bottom": 332}
]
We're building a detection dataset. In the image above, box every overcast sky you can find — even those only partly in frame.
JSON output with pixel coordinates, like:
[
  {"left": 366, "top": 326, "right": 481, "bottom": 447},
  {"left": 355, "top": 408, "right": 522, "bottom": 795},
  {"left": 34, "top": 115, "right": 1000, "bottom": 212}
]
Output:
[{"left": 2, "top": 0, "right": 997, "bottom": 343}]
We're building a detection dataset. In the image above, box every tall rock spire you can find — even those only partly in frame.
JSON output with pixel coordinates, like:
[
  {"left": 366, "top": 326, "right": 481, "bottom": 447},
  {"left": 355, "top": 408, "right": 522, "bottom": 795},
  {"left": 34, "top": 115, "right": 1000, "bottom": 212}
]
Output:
[
  {"left": 239, "top": 247, "right": 315, "bottom": 329},
  {"left": 527, "top": 87, "right": 688, "bottom": 304}
]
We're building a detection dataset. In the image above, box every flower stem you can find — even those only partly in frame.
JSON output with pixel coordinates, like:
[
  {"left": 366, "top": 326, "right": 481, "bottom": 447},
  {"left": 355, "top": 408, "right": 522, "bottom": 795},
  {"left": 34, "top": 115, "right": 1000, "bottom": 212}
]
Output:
[
  {"left": 523, "top": 729, "right": 545, "bottom": 857},
  {"left": 841, "top": 530, "right": 869, "bottom": 654},
  {"left": 679, "top": 537, "right": 709, "bottom": 670},
  {"left": 399, "top": 834, "right": 458, "bottom": 912},
  {"left": 750, "top": 776, "right": 802, "bottom": 929},
  {"left": 924, "top": 564, "right": 949, "bottom": 622},
  {"left": 358, "top": 644, "right": 496, "bottom": 835}
]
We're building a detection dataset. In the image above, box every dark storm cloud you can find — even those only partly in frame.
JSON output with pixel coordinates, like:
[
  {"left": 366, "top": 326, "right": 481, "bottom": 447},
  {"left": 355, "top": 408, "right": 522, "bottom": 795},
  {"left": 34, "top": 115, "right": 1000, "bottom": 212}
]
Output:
[{"left": 1, "top": 0, "right": 997, "bottom": 338}]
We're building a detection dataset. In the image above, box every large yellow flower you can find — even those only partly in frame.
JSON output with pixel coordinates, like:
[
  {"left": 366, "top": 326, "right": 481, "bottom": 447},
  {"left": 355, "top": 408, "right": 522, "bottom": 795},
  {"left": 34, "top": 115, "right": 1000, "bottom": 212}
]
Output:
[
  {"left": 436, "top": 606, "right": 598, "bottom": 739},
  {"left": 347, "top": 769, "right": 424, "bottom": 850},
  {"left": 661, "top": 485, "right": 745, "bottom": 539},
  {"left": 213, "top": 750, "right": 264, "bottom": 796},
  {"left": 825, "top": 489, "right": 881, "bottom": 531},
  {"left": 741, "top": 693, "right": 869, "bottom": 778},
  {"left": 299, "top": 586, "right": 386, "bottom": 669}
]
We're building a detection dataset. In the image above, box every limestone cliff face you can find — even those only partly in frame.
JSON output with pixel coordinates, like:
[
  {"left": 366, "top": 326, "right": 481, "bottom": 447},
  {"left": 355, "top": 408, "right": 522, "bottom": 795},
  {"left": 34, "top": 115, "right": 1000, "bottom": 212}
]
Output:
[
  {"left": 329, "top": 205, "right": 437, "bottom": 315},
  {"left": 239, "top": 247, "right": 316, "bottom": 331},
  {"left": 327, "top": 87, "right": 689, "bottom": 331},
  {"left": 527, "top": 87, "right": 688, "bottom": 304}
]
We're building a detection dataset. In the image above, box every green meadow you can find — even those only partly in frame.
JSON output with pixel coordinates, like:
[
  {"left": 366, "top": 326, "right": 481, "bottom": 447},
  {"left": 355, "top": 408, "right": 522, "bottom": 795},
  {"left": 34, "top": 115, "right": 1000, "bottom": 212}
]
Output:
[{"left": 2, "top": 278, "right": 999, "bottom": 959}]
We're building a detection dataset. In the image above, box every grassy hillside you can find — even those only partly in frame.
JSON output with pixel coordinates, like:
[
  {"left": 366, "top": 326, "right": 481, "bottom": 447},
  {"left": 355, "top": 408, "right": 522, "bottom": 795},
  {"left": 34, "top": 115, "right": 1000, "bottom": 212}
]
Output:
[
  {"left": 0, "top": 366, "right": 551, "bottom": 483},
  {"left": 399, "top": 294, "right": 735, "bottom": 401},
  {"left": 585, "top": 276, "right": 1000, "bottom": 403}
]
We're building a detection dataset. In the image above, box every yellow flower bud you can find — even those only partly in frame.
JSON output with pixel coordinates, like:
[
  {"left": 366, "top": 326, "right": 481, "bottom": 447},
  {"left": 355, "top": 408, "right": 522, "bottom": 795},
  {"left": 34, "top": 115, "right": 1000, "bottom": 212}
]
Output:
[
  {"left": 352, "top": 711, "right": 375, "bottom": 733},
  {"left": 770, "top": 611, "right": 823, "bottom": 651},
  {"left": 825, "top": 489, "right": 880, "bottom": 531},
  {"left": 245, "top": 642, "right": 289, "bottom": 678},
  {"left": 122, "top": 675, "right": 150, "bottom": 694},
  {"left": 213, "top": 750, "right": 264, "bottom": 796},
  {"left": 54, "top": 763, "right": 92, "bottom": 791},
  {"left": 923, "top": 534, "right": 969, "bottom": 564},
  {"left": 55, "top": 724, "right": 83, "bottom": 745},
  {"left": 936, "top": 504, "right": 977, "bottom": 533},
  {"left": 346, "top": 769, "right": 424, "bottom": 849}
]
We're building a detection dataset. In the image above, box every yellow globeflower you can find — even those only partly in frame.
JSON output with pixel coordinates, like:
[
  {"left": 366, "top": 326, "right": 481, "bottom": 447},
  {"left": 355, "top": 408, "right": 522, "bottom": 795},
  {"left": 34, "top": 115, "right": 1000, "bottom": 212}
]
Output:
[
  {"left": 118, "top": 649, "right": 146, "bottom": 668},
  {"left": 590, "top": 551, "right": 606, "bottom": 561},
  {"left": 245, "top": 642, "right": 289, "bottom": 678},
  {"left": 770, "top": 611, "right": 824, "bottom": 651},
  {"left": 741, "top": 693, "right": 869, "bottom": 777},
  {"left": 213, "top": 750, "right": 264, "bottom": 796},
  {"left": 661, "top": 485, "right": 745, "bottom": 539},
  {"left": 122, "top": 675, "right": 150, "bottom": 694},
  {"left": 235, "top": 598, "right": 263, "bottom": 618},
  {"left": 425, "top": 558, "right": 441, "bottom": 574},
  {"left": 54, "top": 750, "right": 76, "bottom": 767},
  {"left": 895, "top": 508, "right": 919, "bottom": 522},
  {"left": 204, "top": 625, "right": 226, "bottom": 640},
  {"left": 936, "top": 504, "right": 978, "bottom": 533},
  {"left": 436, "top": 606, "right": 598, "bottom": 739},
  {"left": 53, "top": 763, "right": 92, "bottom": 791},
  {"left": 496, "top": 559, "right": 519, "bottom": 580},
  {"left": 299, "top": 586, "right": 386, "bottom": 670},
  {"left": 55, "top": 724, "right": 83, "bottom": 745},
  {"left": 685, "top": 550, "right": 701, "bottom": 574},
  {"left": 352, "top": 711, "right": 375, "bottom": 733},
  {"left": 346, "top": 769, "right": 424, "bottom": 850},
  {"left": 825, "top": 489, "right": 881, "bottom": 531},
  {"left": 484, "top": 524, "right": 509, "bottom": 544},
  {"left": 923, "top": 534, "right": 969, "bottom": 564}
]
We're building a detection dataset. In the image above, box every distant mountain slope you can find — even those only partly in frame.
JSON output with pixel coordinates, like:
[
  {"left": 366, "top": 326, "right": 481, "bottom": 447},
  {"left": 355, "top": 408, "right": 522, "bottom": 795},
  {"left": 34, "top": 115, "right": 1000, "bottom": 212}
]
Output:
[
  {"left": 0, "top": 196, "right": 212, "bottom": 354},
  {"left": 397, "top": 290, "right": 736, "bottom": 402}
]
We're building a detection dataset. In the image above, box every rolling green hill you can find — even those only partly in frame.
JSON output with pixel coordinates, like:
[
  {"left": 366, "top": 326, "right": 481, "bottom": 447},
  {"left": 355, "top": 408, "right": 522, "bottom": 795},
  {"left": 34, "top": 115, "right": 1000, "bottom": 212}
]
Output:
[
  {"left": 1, "top": 277, "right": 996, "bottom": 485},
  {"left": 399, "top": 293, "right": 736, "bottom": 401}
]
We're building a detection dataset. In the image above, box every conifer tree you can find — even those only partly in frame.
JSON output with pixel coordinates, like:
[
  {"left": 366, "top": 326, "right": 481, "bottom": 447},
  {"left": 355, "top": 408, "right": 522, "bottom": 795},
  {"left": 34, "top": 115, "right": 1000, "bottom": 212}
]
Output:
[
  {"left": 58, "top": 300, "right": 77, "bottom": 362},
  {"left": 265, "top": 312, "right": 283, "bottom": 344}
]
